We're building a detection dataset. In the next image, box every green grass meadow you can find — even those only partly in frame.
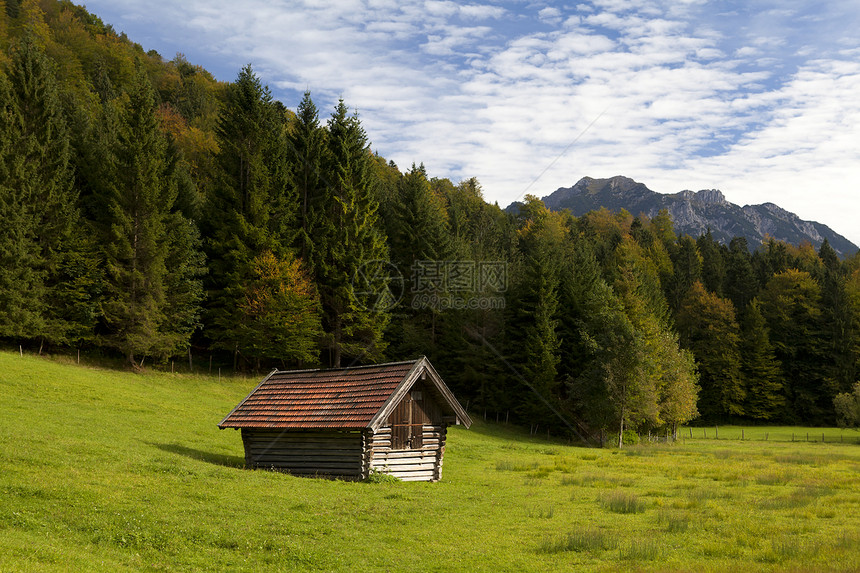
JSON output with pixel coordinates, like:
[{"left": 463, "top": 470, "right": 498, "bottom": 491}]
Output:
[{"left": 2, "top": 351, "right": 859, "bottom": 572}]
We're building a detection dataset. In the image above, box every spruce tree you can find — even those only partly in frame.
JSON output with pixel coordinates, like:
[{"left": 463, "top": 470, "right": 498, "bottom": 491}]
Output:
[
  {"left": 725, "top": 237, "right": 758, "bottom": 315},
  {"left": 677, "top": 281, "right": 745, "bottom": 420},
  {"left": 817, "top": 239, "right": 858, "bottom": 395},
  {"left": 288, "top": 91, "right": 327, "bottom": 263},
  {"left": 0, "top": 35, "right": 94, "bottom": 347},
  {"left": 560, "top": 241, "right": 619, "bottom": 433},
  {"left": 97, "top": 63, "right": 203, "bottom": 366},
  {"left": 313, "top": 99, "right": 389, "bottom": 367},
  {"left": 204, "top": 65, "right": 303, "bottom": 368},
  {"left": 384, "top": 164, "right": 453, "bottom": 356},
  {"left": 388, "top": 164, "right": 451, "bottom": 271},
  {"left": 697, "top": 229, "right": 726, "bottom": 296},
  {"left": 0, "top": 69, "right": 41, "bottom": 340},
  {"left": 666, "top": 235, "right": 702, "bottom": 312},
  {"left": 760, "top": 269, "right": 832, "bottom": 423},
  {"left": 740, "top": 298, "right": 784, "bottom": 420},
  {"left": 517, "top": 244, "right": 562, "bottom": 424},
  {"left": 505, "top": 197, "right": 564, "bottom": 427}
]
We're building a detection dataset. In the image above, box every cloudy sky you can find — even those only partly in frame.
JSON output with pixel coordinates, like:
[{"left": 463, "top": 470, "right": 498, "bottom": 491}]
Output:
[{"left": 83, "top": 0, "right": 860, "bottom": 245}]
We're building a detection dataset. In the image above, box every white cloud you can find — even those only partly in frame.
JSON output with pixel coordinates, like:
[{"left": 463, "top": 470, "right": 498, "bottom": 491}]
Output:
[
  {"left": 82, "top": 0, "right": 860, "bottom": 246},
  {"left": 538, "top": 6, "right": 562, "bottom": 23}
]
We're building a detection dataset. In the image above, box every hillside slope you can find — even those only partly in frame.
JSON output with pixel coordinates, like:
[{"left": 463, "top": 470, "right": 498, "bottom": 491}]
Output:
[
  {"left": 2, "top": 352, "right": 860, "bottom": 571},
  {"left": 535, "top": 176, "right": 858, "bottom": 256}
]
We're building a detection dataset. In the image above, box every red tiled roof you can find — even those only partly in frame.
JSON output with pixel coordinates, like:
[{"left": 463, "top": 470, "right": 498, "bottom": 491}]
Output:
[{"left": 218, "top": 360, "right": 419, "bottom": 429}]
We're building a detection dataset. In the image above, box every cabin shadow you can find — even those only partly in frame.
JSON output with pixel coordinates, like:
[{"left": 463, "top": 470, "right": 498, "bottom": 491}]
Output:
[{"left": 150, "top": 442, "right": 245, "bottom": 469}]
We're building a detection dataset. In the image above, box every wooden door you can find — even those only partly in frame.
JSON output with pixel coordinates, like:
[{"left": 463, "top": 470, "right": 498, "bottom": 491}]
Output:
[{"left": 390, "top": 389, "right": 430, "bottom": 449}]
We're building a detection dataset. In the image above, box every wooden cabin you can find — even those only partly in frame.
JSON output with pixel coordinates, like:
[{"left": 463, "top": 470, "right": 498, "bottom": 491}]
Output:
[{"left": 218, "top": 357, "right": 472, "bottom": 481}]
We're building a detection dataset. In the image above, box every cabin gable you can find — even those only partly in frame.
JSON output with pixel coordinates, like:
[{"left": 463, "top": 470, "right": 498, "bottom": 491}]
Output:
[{"left": 366, "top": 382, "right": 449, "bottom": 481}]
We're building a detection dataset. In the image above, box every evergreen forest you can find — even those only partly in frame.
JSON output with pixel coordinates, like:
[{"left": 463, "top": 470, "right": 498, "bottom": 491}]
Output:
[{"left": 2, "top": 0, "right": 860, "bottom": 437}]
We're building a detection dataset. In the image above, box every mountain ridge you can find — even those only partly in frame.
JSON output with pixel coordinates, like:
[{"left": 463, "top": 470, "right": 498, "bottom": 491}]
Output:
[{"left": 529, "top": 176, "right": 857, "bottom": 256}]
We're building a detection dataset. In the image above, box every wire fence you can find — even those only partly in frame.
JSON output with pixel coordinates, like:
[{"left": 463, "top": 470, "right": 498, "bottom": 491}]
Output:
[{"left": 679, "top": 426, "right": 860, "bottom": 444}]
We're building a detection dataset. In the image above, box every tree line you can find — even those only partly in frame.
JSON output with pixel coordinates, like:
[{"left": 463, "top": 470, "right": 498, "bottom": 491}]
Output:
[{"left": 2, "top": 1, "right": 859, "bottom": 437}]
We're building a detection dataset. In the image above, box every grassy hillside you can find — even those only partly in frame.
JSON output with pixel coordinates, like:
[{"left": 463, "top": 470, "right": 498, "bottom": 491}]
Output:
[{"left": 1, "top": 352, "right": 859, "bottom": 572}]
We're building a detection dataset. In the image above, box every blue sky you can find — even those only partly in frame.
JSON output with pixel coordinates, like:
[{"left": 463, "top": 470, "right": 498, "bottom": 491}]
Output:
[{"left": 82, "top": 0, "right": 860, "bottom": 245}]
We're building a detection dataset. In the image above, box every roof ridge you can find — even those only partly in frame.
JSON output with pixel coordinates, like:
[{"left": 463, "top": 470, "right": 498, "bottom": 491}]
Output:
[{"left": 271, "top": 358, "right": 421, "bottom": 376}]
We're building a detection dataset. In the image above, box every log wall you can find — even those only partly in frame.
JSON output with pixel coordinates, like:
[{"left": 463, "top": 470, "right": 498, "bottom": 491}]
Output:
[
  {"left": 366, "top": 425, "right": 447, "bottom": 482},
  {"left": 241, "top": 429, "right": 365, "bottom": 478}
]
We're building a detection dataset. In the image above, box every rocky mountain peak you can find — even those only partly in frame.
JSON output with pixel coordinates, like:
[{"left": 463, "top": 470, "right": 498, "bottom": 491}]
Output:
[
  {"left": 694, "top": 189, "right": 727, "bottom": 205},
  {"left": 529, "top": 176, "right": 858, "bottom": 257},
  {"left": 674, "top": 189, "right": 727, "bottom": 205}
]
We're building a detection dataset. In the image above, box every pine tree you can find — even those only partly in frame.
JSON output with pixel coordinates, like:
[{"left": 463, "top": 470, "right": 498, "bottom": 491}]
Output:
[{"left": 740, "top": 298, "right": 784, "bottom": 420}]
